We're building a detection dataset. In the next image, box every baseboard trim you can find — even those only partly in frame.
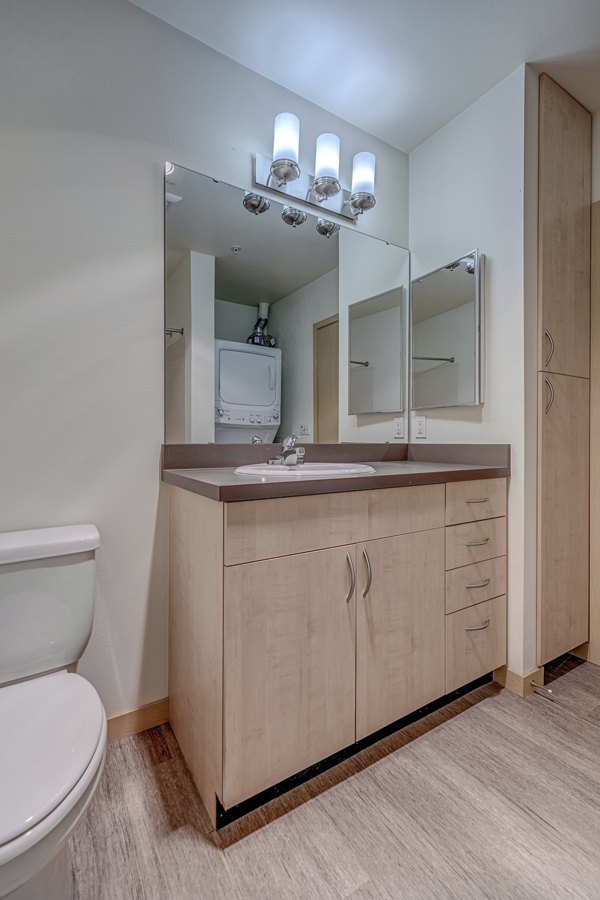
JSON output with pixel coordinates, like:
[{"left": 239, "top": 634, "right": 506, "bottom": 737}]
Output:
[
  {"left": 493, "top": 665, "right": 544, "bottom": 697},
  {"left": 107, "top": 698, "right": 169, "bottom": 742}
]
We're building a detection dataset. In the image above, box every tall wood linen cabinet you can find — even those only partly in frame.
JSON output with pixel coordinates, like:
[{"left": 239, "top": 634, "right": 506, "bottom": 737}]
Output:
[{"left": 537, "top": 74, "right": 591, "bottom": 665}]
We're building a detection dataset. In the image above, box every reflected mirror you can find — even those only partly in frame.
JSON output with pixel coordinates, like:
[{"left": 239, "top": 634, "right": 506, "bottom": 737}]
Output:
[
  {"left": 411, "top": 250, "right": 483, "bottom": 410},
  {"left": 348, "top": 288, "right": 405, "bottom": 414},
  {"left": 165, "top": 164, "right": 409, "bottom": 444}
]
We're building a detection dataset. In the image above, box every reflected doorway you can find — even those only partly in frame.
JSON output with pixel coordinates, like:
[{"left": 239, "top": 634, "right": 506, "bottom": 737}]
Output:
[{"left": 313, "top": 315, "right": 339, "bottom": 442}]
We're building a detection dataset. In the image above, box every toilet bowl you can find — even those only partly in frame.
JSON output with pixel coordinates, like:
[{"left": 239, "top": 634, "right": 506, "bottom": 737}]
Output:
[{"left": 0, "top": 525, "right": 107, "bottom": 900}]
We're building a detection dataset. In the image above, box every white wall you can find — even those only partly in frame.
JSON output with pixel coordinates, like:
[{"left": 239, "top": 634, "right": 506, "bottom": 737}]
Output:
[
  {"left": 0, "top": 0, "right": 409, "bottom": 717},
  {"left": 409, "top": 64, "right": 536, "bottom": 676},
  {"left": 268, "top": 269, "right": 339, "bottom": 440},
  {"left": 215, "top": 300, "right": 257, "bottom": 343}
]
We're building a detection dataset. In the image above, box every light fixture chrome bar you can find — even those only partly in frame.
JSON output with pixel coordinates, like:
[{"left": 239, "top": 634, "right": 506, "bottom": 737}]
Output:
[
  {"left": 412, "top": 355, "right": 455, "bottom": 363},
  {"left": 166, "top": 327, "right": 184, "bottom": 336},
  {"left": 254, "top": 154, "right": 357, "bottom": 223},
  {"left": 350, "top": 359, "right": 369, "bottom": 367}
]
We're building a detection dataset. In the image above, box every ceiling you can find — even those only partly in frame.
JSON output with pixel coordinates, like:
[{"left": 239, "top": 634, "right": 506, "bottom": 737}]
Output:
[{"left": 129, "top": 0, "right": 600, "bottom": 152}]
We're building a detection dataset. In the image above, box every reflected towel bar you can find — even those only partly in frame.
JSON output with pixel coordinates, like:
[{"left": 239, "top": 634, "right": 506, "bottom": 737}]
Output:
[
  {"left": 413, "top": 355, "right": 455, "bottom": 363},
  {"left": 350, "top": 360, "right": 369, "bottom": 367},
  {"left": 166, "top": 327, "right": 184, "bottom": 336}
]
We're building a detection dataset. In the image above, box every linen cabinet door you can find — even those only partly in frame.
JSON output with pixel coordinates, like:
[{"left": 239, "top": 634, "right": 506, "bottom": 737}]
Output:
[
  {"left": 223, "top": 545, "right": 357, "bottom": 809},
  {"left": 538, "top": 372, "right": 589, "bottom": 664},
  {"left": 356, "top": 529, "right": 445, "bottom": 741}
]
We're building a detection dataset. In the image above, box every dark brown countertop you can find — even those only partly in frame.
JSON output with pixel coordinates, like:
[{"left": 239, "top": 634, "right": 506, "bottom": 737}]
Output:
[{"left": 162, "top": 457, "right": 510, "bottom": 502}]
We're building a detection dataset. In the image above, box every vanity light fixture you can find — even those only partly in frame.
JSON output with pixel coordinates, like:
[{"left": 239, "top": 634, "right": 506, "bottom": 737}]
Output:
[
  {"left": 312, "top": 133, "right": 341, "bottom": 200},
  {"left": 242, "top": 192, "right": 271, "bottom": 215},
  {"left": 281, "top": 206, "right": 307, "bottom": 228},
  {"left": 255, "top": 114, "right": 377, "bottom": 222},
  {"left": 316, "top": 218, "right": 340, "bottom": 239},
  {"left": 349, "top": 152, "right": 376, "bottom": 214},
  {"left": 270, "top": 112, "right": 301, "bottom": 186}
]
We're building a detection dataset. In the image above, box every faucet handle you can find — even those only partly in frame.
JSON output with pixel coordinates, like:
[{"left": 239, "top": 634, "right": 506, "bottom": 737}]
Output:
[{"left": 281, "top": 434, "right": 298, "bottom": 450}]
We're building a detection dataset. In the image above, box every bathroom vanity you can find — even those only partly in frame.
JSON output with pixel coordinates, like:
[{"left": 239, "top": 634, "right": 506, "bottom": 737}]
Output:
[{"left": 163, "top": 444, "right": 509, "bottom": 827}]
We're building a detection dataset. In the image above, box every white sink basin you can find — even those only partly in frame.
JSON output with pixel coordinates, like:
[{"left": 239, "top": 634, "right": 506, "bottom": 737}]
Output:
[{"left": 234, "top": 462, "right": 376, "bottom": 478}]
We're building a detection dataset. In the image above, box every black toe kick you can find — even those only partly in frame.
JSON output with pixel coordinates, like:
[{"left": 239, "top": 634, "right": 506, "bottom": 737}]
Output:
[{"left": 216, "top": 672, "right": 493, "bottom": 829}]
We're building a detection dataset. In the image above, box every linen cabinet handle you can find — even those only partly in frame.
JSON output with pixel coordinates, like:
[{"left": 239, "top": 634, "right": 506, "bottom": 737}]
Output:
[
  {"left": 345, "top": 552, "right": 356, "bottom": 604},
  {"left": 465, "top": 578, "right": 491, "bottom": 589},
  {"left": 544, "top": 377, "right": 555, "bottom": 414},
  {"left": 362, "top": 548, "right": 373, "bottom": 599},
  {"left": 465, "top": 538, "right": 490, "bottom": 547},
  {"left": 544, "top": 328, "right": 555, "bottom": 367},
  {"left": 465, "top": 497, "right": 490, "bottom": 504},
  {"left": 465, "top": 618, "right": 490, "bottom": 632}
]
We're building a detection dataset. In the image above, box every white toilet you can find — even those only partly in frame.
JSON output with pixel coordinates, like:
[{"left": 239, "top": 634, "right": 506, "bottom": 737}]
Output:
[{"left": 0, "top": 525, "right": 107, "bottom": 900}]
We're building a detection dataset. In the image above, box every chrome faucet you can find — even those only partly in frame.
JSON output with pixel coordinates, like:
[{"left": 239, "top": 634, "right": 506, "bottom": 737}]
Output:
[
  {"left": 250, "top": 435, "right": 263, "bottom": 444},
  {"left": 268, "top": 434, "right": 305, "bottom": 466}
]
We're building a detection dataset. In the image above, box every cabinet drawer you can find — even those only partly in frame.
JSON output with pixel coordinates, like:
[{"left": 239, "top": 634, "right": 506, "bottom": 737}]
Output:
[
  {"left": 225, "top": 492, "right": 367, "bottom": 565},
  {"left": 366, "top": 484, "right": 445, "bottom": 540},
  {"left": 445, "top": 556, "right": 506, "bottom": 614},
  {"left": 446, "top": 595, "right": 507, "bottom": 692},
  {"left": 445, "top": 518, "right": 506, "bottom": 570},
  {"left": 445, "top": 478, "right": 507, "bottom": 526}
]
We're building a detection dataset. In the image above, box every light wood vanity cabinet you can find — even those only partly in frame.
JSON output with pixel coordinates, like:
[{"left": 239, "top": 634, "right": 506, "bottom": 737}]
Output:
[{"left": 169, "top": 477, "right": 507, "bottom": 825}]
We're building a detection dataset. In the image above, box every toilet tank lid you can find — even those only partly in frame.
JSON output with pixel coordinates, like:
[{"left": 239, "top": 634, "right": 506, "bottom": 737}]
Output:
[{"left": 0, "top": 524, "right": 100, "bottom": 565}]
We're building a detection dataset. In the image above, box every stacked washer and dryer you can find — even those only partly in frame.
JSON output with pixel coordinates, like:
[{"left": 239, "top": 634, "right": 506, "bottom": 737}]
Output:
[{"left": 214, "top": 339, "right": 282, "bottom": 444}]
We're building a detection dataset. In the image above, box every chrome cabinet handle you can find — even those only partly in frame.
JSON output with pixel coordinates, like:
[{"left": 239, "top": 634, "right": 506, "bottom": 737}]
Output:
[
  {"left": 465, "top": 538, "right": 490, "bottom": 547},
  {"left": 544, "top": 377, "right": 555, "bottom": 414},
  {"left": 465, "top": 619, "right": 491, "bottom": 632},
  {"left": 465, "top": 497, "right": 490, "bottom": 504},
  {"left": 465, "top": 578, "right": 491, "bottom": 589},
  {"left": 345, "top": 552, "right": 356, "bottom": 604},
  {"left": 544, "top": 328, "right": 555, "bottom": 367},
  {"left": 362, "top": 548, "right": 373, "bottom": 599}
]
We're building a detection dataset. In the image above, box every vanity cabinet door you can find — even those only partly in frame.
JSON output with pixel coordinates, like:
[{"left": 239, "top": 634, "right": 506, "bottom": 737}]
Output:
[
  {"left": 223, "top": 545, "right": 357, "bottom": 809},
  {"left": 356, "top": 529, "right": 445, "bottom": 741},
  {"left": 538, "top": 372, "right": 589, "bottom": 664}
]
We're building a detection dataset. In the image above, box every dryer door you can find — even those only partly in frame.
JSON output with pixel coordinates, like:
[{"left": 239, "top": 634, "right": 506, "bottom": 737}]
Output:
[{"left": 218, "top": 347, "right": 278, "bottom": 407}]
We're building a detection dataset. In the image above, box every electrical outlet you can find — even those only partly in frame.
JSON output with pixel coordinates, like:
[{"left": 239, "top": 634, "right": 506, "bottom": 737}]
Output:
[
  {"left": 393, "top": 417, "right": 404, "bottom": 439},
  {"left": 298, "top": 423, "right": 311, "bottom": 436},
  {"left": 415, "top": 415, "right": 427, "bottom": 439}
]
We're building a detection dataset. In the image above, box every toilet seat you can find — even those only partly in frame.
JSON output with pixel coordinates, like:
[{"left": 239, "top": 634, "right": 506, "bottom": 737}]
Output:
[{"left": 0, "top": 672, "right": 104, "bottom": 848}]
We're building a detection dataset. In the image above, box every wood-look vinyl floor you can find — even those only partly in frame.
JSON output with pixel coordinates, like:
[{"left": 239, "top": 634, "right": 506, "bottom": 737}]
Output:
[{"left": 72, "top": 661, "right": 600, "bottom": 899}]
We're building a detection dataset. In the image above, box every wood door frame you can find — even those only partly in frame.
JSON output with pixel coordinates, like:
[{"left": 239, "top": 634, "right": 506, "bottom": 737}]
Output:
[{"left": 313, "top": 313, "right": 339, "bottom": 442}]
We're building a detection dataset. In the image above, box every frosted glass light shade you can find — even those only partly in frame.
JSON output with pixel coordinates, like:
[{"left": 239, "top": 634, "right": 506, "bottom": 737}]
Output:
[
  {"left": 315, "top": 133, "right": 340, "bottom": 180},
  {"left": 351, "top": 152, "right": 376, "bottom": 196},
  {"left": 273, "top": 112, "right": 300, "bottom": 163}
]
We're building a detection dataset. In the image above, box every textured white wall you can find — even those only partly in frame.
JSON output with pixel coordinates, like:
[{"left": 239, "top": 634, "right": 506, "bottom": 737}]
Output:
[
  {"left": 268, "top": 269, "right": 339, "bottom": 441},
  {"left": 409, "top": 65, "right": 536, "bottom": 676},
  {"left": 0, "top": 0, "right": 409, "bottom": 716}
]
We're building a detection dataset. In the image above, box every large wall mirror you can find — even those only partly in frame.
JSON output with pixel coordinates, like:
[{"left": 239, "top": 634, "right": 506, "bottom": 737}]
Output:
[
  {"left": 411, "top": 250, "right": 483, "bottom": 410},
  {"left": 164, "top": 164, "right": 409, "bottom": 444}
]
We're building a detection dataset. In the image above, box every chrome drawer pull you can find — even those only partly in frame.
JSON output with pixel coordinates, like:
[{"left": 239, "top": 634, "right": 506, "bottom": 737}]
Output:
[
  {"left": 362, "top": 548, "right": 373, "bottom": 599},
  {"left": 465, "top": 538, "right": 490, "bottom": 547},
  {"left": 544, "top": 328, "right": 555, "bottom": 367},
  {"left": 465, "top": 618, "right": 490, "bottom": 632},
  {"left": 465, "top": 497, "right": 490, "bottom": 504},
  {"left": 345, "top": 552, "right": 356, "bottom": 604},
  {"left": 544, "top": 377, "right": 555, "bottom": 414},
  {"left": 465, "top": 578, "right": 491, "bottom": 589}
]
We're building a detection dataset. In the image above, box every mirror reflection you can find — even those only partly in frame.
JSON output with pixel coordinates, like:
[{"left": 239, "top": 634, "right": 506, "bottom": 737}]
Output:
[
  {"left": 349, "top": 288, "right": 405, "bottom": 414},
  {"left": 411, "top": 251, "right": 483, "bottom": 410},
  {"left": 165, "top": 165, "right": 409, "bottom": 444}
]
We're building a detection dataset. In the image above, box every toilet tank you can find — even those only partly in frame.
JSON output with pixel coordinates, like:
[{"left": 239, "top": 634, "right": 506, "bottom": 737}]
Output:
[{"left": 0, "top": 524, "right": 100, "bottom": 685}]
